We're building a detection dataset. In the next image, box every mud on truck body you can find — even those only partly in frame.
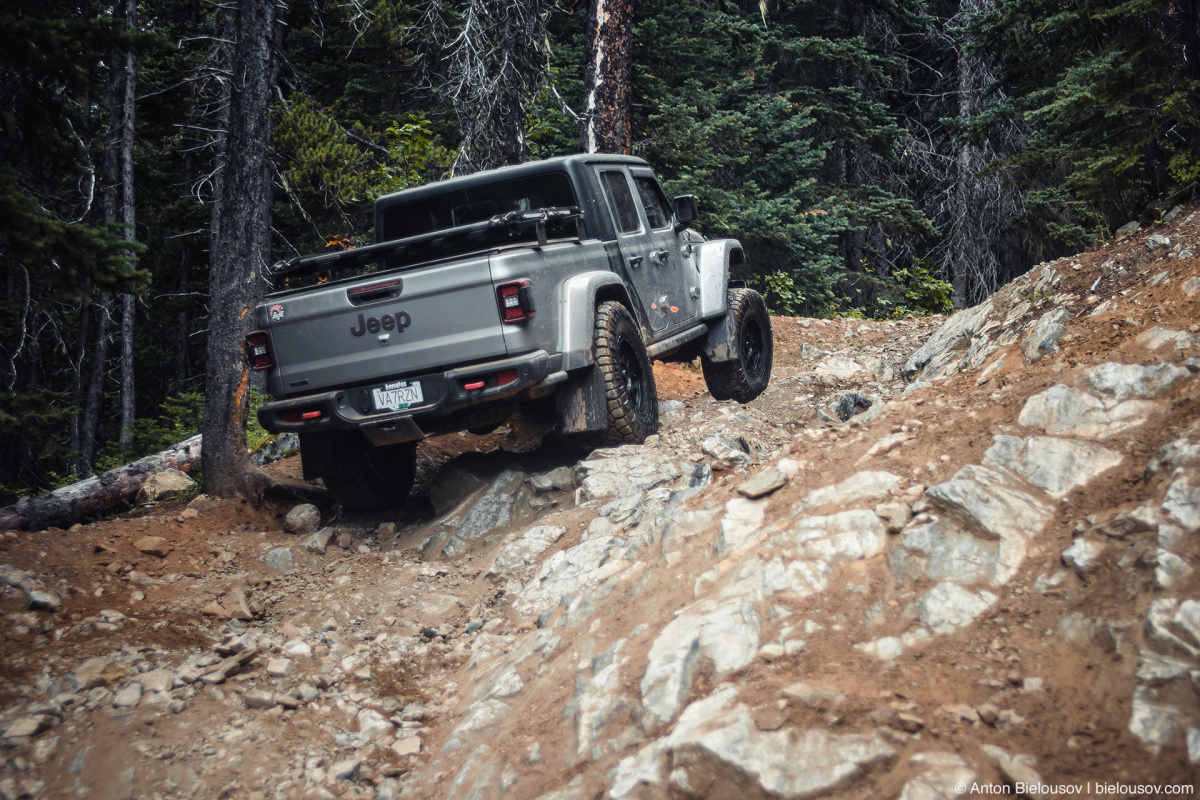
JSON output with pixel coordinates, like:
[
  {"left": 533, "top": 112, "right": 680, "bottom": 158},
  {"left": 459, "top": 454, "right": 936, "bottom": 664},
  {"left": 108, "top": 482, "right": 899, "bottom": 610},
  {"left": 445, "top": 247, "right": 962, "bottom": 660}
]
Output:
[{"left": 249, "top": 154, "right": 773, "bottom": 510}]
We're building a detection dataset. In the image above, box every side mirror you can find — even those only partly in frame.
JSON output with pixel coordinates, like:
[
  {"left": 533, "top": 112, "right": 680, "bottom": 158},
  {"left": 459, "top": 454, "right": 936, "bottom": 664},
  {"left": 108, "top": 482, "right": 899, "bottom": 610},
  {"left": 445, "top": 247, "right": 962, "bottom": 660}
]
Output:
[{"left": 673, "top": 195, "right": 698, "bottom": 229}]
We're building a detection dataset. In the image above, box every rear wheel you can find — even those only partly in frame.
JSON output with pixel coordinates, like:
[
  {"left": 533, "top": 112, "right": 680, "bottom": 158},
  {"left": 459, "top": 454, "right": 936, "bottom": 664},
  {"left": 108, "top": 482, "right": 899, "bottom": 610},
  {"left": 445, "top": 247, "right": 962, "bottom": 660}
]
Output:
[
  {"left": 303, "top": 430, "right": 417, "bottom": 512},
  {"left": 590, "top": 301, "right": 659, "bottom": 445},
  {"left": 701, "top": 288, "right": 773, "bottom": 403}
]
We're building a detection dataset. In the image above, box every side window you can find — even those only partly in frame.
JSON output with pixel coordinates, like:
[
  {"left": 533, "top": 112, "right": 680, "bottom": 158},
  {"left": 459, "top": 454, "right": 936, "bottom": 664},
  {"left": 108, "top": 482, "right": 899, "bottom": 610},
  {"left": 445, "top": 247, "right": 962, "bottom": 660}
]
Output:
[
  {"left": 634, "top": 176, "right": 672, "bottom": 229},
  {"left": 600, "top": 171, "right": 641, "bottom": 234}
]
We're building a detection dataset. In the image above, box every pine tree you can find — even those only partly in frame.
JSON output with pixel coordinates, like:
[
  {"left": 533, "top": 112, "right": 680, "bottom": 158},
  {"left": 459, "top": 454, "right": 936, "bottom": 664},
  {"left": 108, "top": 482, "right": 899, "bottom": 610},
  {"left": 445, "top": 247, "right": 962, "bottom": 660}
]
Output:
[
  {"left": 967, "top": 0, "right": 1200, "bottom": 245},
  {"left": 0, "top": 2, "right": 147, "bottom": 501}
]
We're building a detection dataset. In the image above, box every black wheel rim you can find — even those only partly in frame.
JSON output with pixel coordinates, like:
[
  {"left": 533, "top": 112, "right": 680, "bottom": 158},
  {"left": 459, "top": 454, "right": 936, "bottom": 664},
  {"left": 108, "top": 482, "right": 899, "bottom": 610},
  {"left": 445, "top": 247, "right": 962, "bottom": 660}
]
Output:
[
  {"left": 741, "top": 318, "right": 765, "bottom": 377},
  {"left": 617, "top": 335, "right": 652, "bottom": 421}
]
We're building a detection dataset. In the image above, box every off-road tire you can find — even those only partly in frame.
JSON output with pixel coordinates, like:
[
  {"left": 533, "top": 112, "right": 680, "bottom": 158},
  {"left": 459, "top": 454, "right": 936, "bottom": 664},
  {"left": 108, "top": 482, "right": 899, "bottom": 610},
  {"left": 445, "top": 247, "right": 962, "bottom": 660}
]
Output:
[
  {"left": 590, "top": 301, "right": 659, "bottom": 445},
  {"left": 701, "top": 288, "right": 773, "bottom": 403},
  {"left": 316, "top": 432, "right": 417, "bottom": 512}
]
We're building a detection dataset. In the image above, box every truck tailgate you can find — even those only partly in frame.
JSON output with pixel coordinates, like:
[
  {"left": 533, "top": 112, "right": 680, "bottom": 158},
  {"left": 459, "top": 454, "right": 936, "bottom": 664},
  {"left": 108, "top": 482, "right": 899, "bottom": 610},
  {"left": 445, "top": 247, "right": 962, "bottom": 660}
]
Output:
[{"left": 266, "top": 255, "right": 508, "bottom": 396}]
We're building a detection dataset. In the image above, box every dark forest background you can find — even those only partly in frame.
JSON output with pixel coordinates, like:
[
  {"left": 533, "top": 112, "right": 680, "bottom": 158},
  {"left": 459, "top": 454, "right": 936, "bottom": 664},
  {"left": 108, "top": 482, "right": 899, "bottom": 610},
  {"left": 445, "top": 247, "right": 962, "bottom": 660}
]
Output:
[{"left": 3, "top": 0, "right": 1199, "bottom": 502}]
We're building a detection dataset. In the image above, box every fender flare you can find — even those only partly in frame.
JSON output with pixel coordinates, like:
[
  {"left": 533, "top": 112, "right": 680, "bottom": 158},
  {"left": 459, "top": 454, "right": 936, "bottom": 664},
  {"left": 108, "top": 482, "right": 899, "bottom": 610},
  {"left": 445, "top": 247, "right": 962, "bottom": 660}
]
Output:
[
  {"left": 696, "top": 239, "right": 745, "bottom": 362},
  {"left": 558, "top": 270, "right": 635, "bottom": 371},
  {"left": 696, "top": 238, "right": 745, "bottom": 319}
]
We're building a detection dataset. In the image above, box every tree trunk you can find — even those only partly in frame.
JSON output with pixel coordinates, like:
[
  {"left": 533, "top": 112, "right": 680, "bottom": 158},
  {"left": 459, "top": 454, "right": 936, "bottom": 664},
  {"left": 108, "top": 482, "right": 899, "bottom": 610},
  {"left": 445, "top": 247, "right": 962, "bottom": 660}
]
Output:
[
  {"left": 118, "top": 0, "right": 138, "bottom": 448},
  {"left": 0, "top": 436, "right": 202, "bottom": 531},
  {"left": 579, "top": 0, "right": 634, "bottom": 154},
  {"left": 201, "top": 0, "right": 278, "bottom": 499},
  {"left": 80, "top": 293, "right": 113, "bottom": 472},
  {"left": 68, "top": 286, "right": 93, "bottom": 476}
]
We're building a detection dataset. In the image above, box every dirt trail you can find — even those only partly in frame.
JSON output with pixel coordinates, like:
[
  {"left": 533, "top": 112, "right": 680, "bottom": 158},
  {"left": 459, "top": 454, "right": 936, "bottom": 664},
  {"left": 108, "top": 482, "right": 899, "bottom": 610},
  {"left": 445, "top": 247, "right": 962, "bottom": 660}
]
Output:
[{"left": 2, "top": 208, "right": 1200, "bottom": 800}]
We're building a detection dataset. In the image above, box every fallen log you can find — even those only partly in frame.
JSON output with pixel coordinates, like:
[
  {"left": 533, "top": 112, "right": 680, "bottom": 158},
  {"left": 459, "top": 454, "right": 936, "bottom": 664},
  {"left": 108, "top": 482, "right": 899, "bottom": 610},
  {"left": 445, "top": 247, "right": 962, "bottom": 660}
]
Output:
[{"left": 0, "top": 434, "right": 202, "bottom": 531}]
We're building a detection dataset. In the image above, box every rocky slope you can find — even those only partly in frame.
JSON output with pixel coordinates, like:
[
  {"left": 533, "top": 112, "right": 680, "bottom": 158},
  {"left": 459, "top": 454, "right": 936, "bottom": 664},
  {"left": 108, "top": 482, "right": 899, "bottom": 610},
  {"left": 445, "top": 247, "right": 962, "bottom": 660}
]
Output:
[{"left": 2, "top": 208, "right": 1199, "bottom": 800}]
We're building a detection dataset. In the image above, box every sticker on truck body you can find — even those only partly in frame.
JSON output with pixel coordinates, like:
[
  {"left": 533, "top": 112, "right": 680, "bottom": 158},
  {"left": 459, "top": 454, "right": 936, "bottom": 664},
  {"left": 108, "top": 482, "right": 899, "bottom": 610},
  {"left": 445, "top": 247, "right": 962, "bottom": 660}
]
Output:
[{"left": 372, "top": 380, "right": 424, "bottom": 411}]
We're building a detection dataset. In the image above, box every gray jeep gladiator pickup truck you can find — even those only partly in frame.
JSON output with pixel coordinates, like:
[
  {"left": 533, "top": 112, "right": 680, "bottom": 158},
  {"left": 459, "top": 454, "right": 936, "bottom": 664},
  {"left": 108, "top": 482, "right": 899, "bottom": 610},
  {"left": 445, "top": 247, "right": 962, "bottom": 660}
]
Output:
[{"left": 249, "top": 154, "right": 773, "bottom": 510}]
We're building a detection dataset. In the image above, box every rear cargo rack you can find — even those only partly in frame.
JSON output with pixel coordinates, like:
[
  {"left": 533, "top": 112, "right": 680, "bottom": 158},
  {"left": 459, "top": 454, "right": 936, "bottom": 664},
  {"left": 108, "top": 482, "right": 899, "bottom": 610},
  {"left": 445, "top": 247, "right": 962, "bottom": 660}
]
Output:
[{"left": 271, "top": 207, "right": 584, "bottom": 278}]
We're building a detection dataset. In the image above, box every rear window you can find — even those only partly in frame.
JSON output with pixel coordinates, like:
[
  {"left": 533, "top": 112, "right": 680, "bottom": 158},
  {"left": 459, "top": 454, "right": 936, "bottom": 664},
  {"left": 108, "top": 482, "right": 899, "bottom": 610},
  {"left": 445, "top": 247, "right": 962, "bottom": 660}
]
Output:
[
  {"left": 382, "top": 172, "right": 577, "bottom": 241},
  {"left": 269, "top": 171, "right": 582, "bottom": 294}
]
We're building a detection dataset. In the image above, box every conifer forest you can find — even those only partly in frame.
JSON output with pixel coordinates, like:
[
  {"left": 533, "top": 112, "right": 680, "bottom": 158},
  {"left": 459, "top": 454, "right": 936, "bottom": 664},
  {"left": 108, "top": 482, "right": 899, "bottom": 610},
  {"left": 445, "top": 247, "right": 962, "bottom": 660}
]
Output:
[{"left": 2, "top": 0, "right": 1199, "bottom": 503}]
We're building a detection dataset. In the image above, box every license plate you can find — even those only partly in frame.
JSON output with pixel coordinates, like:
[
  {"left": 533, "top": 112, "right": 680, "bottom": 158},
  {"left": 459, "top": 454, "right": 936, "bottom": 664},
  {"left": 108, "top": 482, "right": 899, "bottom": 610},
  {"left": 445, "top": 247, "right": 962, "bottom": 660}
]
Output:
[{"left": 372, "top": 380, "right": 423, "bottom": 411}]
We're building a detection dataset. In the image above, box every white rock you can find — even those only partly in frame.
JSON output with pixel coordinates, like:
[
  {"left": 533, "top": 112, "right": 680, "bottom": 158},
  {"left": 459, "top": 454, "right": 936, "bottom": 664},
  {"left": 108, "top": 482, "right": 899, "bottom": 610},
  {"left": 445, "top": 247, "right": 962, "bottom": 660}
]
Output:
[
  {"left": 903, "top": 300, "right": 994, "bottom": 381},
  {"left": 864, "top": 432, "right": 910, "bottom": 458},
  {"left": 1135, "top": 650, "right": 1193, "bottom": 684},
  {"left": 445, "top": 699, "right": 510, "bottom": 750},
  {"left": 790, "top": 512, "right": 882, "bottom": 559},
  {"left": 576, "top": 641, "right": 629, "bottom": 758},
  {"left": 1061, "top": 539, "right": 1105, "bottom": 574},
  {"left": 1023, "top": 308, "right": 1069, "bottom": 364},
  {"left": 391, "top": 736, "right": 421, "bottom": 757},
  {"left": 925, "top": 464, "right": 1054, "bottom": 542},
  {"left": 854, "top": 636, "right": 904, "bottom": 660},
  {"left": 611, "top": 687, "right": 895, "bottom": 799},
  {"left": 1018, "top": 384, "right": 1154, "bottom": 439},
  {"left": 897, "top": 752, "right": 977, "bottom": 800},
  {"left": 1145, "top": 599, "right": 1200, "bottom": 657},
  {"left": 641, "top": 600, "right": 760, "bottom": 727},
  {"left": 136, "top": 468, "right": 195, "bottom": 504},
  {"left": 797, "top": 471, "right": 901, "bottom": 511},
  {"left": 1129, "top": 685, "right": 1190, "bottom": 753},
  {"left": 328, "top": 757, "right": 360, "bottom": 781},
  {"left": 815, "top": 356, "right": 865, "bottom": 379},
  {"left": 1086, "top": 362, "right": 1191, "bottom": 402},
  {"left": 717, "top": 497, "right": 767, "bottom": 555},
  {"left": 983, "top": 435, "right": 1123, "bottom": 498},
  {"left": 512, "top": 536, "right": 632, "bottom": 620},
  {"left": 911, "top": 583, "right": 997, "bottom": 635},
  {"left": 1155, "top": 550, "right": 1192, "bottom": 589},
  {"left": 112, "top": 683, "right": 143, "bottom": 708},
  {"left": 357, "top": 708, "right": 393, "bottom": 738},
  {"left": 243, "top": 689, "right": 276, "bottom": 709},
  {"left": 708, "top": 555, "right": 830, "bottom": 603},
  {"left": 266, "top": 658, "right": 294, "bottom": 678},
  {"left": 1137, "top": 327, "right": 1200, "bottom": 351},
  {"left": 486, "top": 670, "right": 524, "bottom": 699},
  {"left": 891, "top": 514, "right": 1022, "bottom": 587},
  {"left": 304, "top": 528, "right": 335, "bottom": 554},
  {"left": 487, "top": 525, "right": 567, "bottom": 577},
  {"left": 283, "top": 639, "right": 313, "bottom": 659},
  {"left": 140, "top": 669, "right": 175, "bottom": 694},
  {"left": 284, "top": 503, "right": 321, "bottom": 534},
  {"left": 1162, "top": 478, "right": 1200, "bottom": 530},
  {"left": 577, "top": 446, "right": 680, "bottom": 502}
]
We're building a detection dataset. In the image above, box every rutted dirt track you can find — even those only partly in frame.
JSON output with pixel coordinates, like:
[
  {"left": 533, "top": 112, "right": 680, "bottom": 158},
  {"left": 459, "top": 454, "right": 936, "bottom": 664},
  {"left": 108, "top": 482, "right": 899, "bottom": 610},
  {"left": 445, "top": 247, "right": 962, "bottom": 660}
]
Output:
[{"left": 2, "top": 208, "right": 1200, "bottom": 800}]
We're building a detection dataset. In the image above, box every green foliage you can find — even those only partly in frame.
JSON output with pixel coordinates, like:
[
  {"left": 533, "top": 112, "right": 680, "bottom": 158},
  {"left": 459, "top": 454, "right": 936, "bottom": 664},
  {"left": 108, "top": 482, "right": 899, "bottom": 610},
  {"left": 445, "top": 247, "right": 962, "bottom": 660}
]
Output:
[
  {"left": 881, "top": 262, "right": 955, "bottom": 318},
  {"left": 966, "top": 0, "right": 1200, "bottom": 245},
  {"left": 370, "top": 116, "right": 455, "bottom": 195},
  {"left": 758, "top": 271, "right": 807, "bottom": 315},
  {"left": 94, "top": 389, "right": 273, "bottom": 474},
  {"left": 275, "top": 95, "right": 372, "bottom": 205},
  {"left": 0, "top": 390, "right": 78, "bottom": 505},
  {"left": 535, "top": 0, "right": 936, "bottom": 318}
]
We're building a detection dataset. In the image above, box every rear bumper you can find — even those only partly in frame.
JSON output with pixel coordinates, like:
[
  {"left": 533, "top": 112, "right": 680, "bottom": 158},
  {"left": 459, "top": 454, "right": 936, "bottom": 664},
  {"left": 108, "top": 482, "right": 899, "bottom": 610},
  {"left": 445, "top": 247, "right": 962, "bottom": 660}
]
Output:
[{"left": 258, "top": 350, "right": 557, "bottom": 445}]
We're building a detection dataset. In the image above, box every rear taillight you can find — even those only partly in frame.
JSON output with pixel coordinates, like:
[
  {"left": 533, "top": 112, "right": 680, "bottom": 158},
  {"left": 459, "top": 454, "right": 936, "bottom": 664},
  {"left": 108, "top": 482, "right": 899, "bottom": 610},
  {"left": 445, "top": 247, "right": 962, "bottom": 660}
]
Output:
[
  {"left": 245, "top": 331, "right": 273, "bottom": 370},
  {"left": 496, "top": 280, "right": 535, "bottom": 324}
]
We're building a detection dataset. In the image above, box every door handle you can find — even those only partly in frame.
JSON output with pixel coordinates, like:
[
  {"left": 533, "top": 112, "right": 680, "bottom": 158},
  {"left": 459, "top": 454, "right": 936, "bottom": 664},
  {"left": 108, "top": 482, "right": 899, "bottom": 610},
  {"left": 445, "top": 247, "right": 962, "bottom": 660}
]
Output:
[
  {"left": 651, "top": 249, "right": 669, "bottom": 265},
  {"left": 629, "top": 255, "right": 643, "bottom": 269}
]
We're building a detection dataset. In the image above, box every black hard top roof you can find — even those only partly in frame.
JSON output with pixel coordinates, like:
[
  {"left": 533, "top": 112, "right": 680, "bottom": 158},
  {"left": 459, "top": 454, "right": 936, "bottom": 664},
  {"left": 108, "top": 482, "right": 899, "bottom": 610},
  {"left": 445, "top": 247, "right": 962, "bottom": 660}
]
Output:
[{"left": 374, "top": 153, "right": 650, "bottom": 209}]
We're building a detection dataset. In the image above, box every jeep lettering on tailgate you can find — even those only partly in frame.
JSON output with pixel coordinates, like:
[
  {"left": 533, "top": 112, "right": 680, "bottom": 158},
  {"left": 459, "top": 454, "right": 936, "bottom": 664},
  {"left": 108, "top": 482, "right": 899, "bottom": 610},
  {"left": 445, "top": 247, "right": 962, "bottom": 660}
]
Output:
[{"left": 350, "top": 311, "right": 411, "bottom": 336}]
